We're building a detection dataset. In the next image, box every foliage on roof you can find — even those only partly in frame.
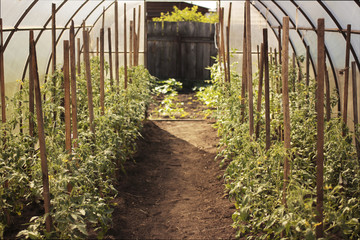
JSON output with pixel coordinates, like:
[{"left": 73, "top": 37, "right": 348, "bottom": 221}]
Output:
[{"left": 152, "top": 6, "right": 218, "bottom": 24}]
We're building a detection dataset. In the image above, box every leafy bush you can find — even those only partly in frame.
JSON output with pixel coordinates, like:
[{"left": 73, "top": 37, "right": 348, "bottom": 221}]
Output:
[
  {"left": 198, "top": 57, "right": 360, "bottom": 239},
  {"left": 153, "top": 6, "right": 218, "bottom": 24}
]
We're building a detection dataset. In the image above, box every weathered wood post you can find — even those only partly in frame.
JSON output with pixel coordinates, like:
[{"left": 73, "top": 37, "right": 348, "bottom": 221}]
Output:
[
  {"left": 255, "top": 43, "right": 264, "bottom": 140},
  {"left": 281, "top": 16, "right": 291, "bottom": 207},
  {"left": 31, "top": 33, "right": 52, "bottom": 232},
  {"left": 108, "top": 28, "right": 114, "bottom": 88},
  {"left": 352, "top": 61, "right": 360, "bottom": 164},
  {"left": 246, "top": 0, "right": 254, "bottom": 138},
  {"left": 77, "top": 38, "right": 81, "bottom": 76},
  {"left": 316, "top": 18, "right": 325, "bottom": 239},
  {"left": 130, "top": 21, "right": 133, "bottom": 68},
  {"left": 63, "top": 40, "right": 71, "bottom": 153},
  {"left": 263, "top": 28, "right": 271, "bottom": 150},
  {"left": 343, "top": 24, "right": 351, "bottom": 128},
  {"left": 115, "top": 0, "right": 120, "bottom": 87},
  {"left": 29, "top": 31, "right": 35, "bottom": 138},
  {"left": 124, "top": 3, "right": 128, "bottom": 89},
  {"left": 325, "top": 68, "right": 331, "bottom": 121},
  {"left": 70, "top": 22, "right": 78, "bottom": 148},
  {"left": 241, "top": 3, "right": 247, "bottom": 120},
  {"left": 100, "top": 28, "right": 105, "bottom": 115}
]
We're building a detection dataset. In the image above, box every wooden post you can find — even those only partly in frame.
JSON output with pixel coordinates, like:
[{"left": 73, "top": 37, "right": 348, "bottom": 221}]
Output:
[
  {"left": 70, "top": 22, "right": 78, "bottom": 148},
  {"left": 246, "top": 0, "right": 253, "bottom": 138},
  {"left": 0, "top": 18, "right": 10, "bottom": 226},
  {"left": 29, "top": 31, "right": 34, "bottom": 137},
  {"left": 144, "top": 0, "right": 148, "bottom": 68},
  {"left": 220, "top": 8, "right": 227, "bottom": 83},
  {"left": 241, "top": 2, "right": 247, "bottom": 120},
  {"left": 316, "top": 18, "right": 325, "bottom": 239},
  {"left": 292, "top": 52, "right": 296, "bottom": 92},
  {"left": 100, "top": 28, "right": 105, "bottom": 115},
  {"left": 130, "top": 21, "right": 133, "bottom": 68},
  {"left": 227, "top": 2, "right": 232, "bottom": 82},
  {"left": 255, "top": 43, "right": 264, "bottom": 140},
  {"left": 306, "top": 45, "right": 310, "bottom": 87},
  {"left": 124, "top": 3, "right": 128, "bottom": 89},
  {"left": 278, "top": 26, "right": 282, "bottom": 65},
  {"left": 115, "top": 0, "right": 119, "bottom": 86},
  {"left": 31, "top": 34, "right": 52, "bottom": 232},
  {"left": 83, "top": 30, "right": 95, "bottom": 134},
  {"left": 137, "top": 5, "right": 141, "bottom": 66},
  {"left": 343, "top": 24, "right": 351, "bottom": 127},
  {"left": 264, "top": 29, "right": 271, "bottom": 150},
  {"left": 52, "top": 3, "right": 56, "bottom": 74},
  {"left": 325, "top": 68, "right": 331, "bottom": 121},
  {"left": 77, "top": 38, "right": 81, "bottom": 76},
  {"left": 133, "top": 7, "right": 136, "bottom": 67},
  {"left": 108, "top": 28, "right": 114, "bottom": 87},
  {"left": 282, "top": 17, "right": 291, "bottom": 207},
  {"left": 257, "top": 45, "right": 260, "bottom": 69},
  {"left": 102, "top": 7, "right": 105, "bottom": 29},
  {"left": 96, "top": 37, "right": 99, "bottom": 57},
  {"left": 63, "top": 40, "right": 71, "bottom": 153},
  {"left": 352, "top": 61, "right": 360, "bottom": 164}
]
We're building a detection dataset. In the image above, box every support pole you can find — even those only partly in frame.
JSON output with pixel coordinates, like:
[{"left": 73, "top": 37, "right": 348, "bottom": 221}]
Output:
[
  {"left": 108, "top": 28, "right": 114, "bottom": 87},
  {"left": 52, "top": 3, "right": 56, "bottom": 74},
  {"left": 77, "top": 38, "right": 81, "bottom": 76},
  {"left": 306, "top": 45, "right": 310, "bottom": 87},
  {"left": 63, "top": 40, "right": 71, "bottom": 153},
  {"left": 241, "top": 3, "right": 247, "bottom": 120},
  {"left": 281, "top": 16, "right": 290, "bottom": 207},
  {"left": 130, "top": 21, "right": 133, "bottom": 68},
  {"left": 263, "top": 28, "right": 271, "bottom": 150},
  {"left": 83, "top": 30, "right": 95, "bottom": 134},
  {"left": 137, "top": 5, "right": 141, "bottom": 66},
  {"left": 144, "top": 0, "right": 148, "bottom": 68},
  {"left": 316, "top": 18, "right": 325, "bottom": 239},
  {"left": 100, "top": 28, "right": 105, "bottom": 115},
  {"left": 31, "top": 34, "right": 52, "bottom": 232},
  {"left": 29, "top": 31, "right": 34, "bottom": 137},
  {"left": 124, "top": 3, "right": 128, "bottom": 89},
  {"left": 115, "top": 0, "right": 119, "bottom": 86},
  {"left": 70, "top": 22, "right": 78, "bottom": 148},
  {"left": 325, "top": 68, "right": 331, "bottom": 121},
  {"left": 220, "top": 8, "right": 227, "bottom": 83},
  {"left": 343, "top": 24, "right": 351, "bottom": 127},
  {"left": 352, "top": 61, "right": 360, "bottom": 164},
  {"left": 255, "top": 43, "right": 264, "bottom": 140},
  {"left": 246, "top": 0, "right": 253, "bottom": 138}
]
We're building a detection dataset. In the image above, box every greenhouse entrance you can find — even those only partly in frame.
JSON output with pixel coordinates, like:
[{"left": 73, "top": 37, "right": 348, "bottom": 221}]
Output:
[{"left": 147, "top": 21, "right": 217, "bottom": 88}]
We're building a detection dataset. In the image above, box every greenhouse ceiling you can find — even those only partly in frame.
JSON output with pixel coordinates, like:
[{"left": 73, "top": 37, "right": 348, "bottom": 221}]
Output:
[{"left": 0, "top": 0, "right": 359, "bottom": 92}]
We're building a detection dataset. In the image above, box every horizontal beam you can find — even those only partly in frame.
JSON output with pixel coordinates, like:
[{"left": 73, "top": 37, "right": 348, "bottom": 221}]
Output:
[
  {"left": 3, "top": 26, "right": 92, "bottom": 32},
  {"left": 271, "top": 25, "right": 360, "bottom": 34}
]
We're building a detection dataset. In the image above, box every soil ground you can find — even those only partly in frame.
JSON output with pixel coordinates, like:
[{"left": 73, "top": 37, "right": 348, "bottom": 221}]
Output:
[{"left": 104, "top": 93, "right": 236, "bottom": 239}]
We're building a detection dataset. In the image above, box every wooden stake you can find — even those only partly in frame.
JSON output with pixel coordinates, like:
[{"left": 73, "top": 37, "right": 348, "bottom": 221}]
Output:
[
  {"left": 96, "top": 37, "right": 99, "bottom": 57},
  {"left": 63, "top": 40, "right": 71, "bottom": 153},
  {"left": 316, "top": 18, "right": 325, "bottom": 239},
  {"left": 29, "top": 31, "right": 34, "bottom": 137},
  {"left": 292, "top": 52, "right": 296, "bottom": 92},
  {"left": 306, "top": 45, "right": 310, "bottom": 87},
  {"left": 70, "top": 22, "right": 78, "bottom": 148},
  {"left": 246, "top": 0, "right": 253, "bottom": 138},
  {"left": 352, "top": 61, "right": 360, "bottom": 164},
  {"left": 220, "top": 8, "right": 227, "bottom": 83},
  {"left": 343, "top": 24, "right": 351, "bottom": 127},
  {"left": 241, "top": 3, "right": 247, "bottom": 120},
  {"left": 100, "top": 28, "right": 105, "bottom": 115},
  {"left": 278, "top": 26, "right": 282, "bottom": 65},
  {"left": 282, "top": 17, "right": 291, "bottom": 207},
  {"left": 77, "top": 38, "right": 81, "bottom": 76},
  {"left": 130, "top": 21, "right": 133, "bottom": 68},
  {"left": 226, "top": 26, "right": 230, "bottom": 82},
  {"left": 0, "top": 18, "right": 10, "bottom": 226},
  {"left": 102, "top": 7, "right": 105, "bottom": 29},
  {"left": 144, "top": 1, "right": 148, "bottom": 68},
  {"left": 115, "top": 0, "right": 119, "bottom": 86},
  {"left": 83, "top": 30, "right": 95, "bottom": 134},
  {"left": 325, "top": 68, "right": 331, "bottom": 121},
  {"left": 133, "top": 8, "right": 136, "bottom": 67},
  {"left": 108, "top": 28, "right": 114, "bottom": 87},
  {"left": 124, "top": 3, "right": 128, "bottom": 89},
  {"left": 137, "top": 5, "right": 141, "bottom": 66},
  {"left": 255, "top": 43, "right": 264, "bottom": 140},
  {"left": 263, "top": 29, "right": 270, "bottom": 150},
  {"left": 257, "top": 45, "right": 260, "bottom": 69},
  {"left": 31, "top": 34, "right": 52, "bottom": 232},
  {"left": 52, "top": 3, "right": 56, "bottom": 74}
]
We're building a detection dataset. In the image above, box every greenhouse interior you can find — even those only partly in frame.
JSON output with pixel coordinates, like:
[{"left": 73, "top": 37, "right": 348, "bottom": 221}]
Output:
[{"left": 1, "top": 0, "right": 360, "bottom": 239}]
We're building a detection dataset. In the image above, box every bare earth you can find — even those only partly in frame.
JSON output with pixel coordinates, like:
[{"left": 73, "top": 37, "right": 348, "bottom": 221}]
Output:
[{"left": 105, "top": 94, "right": 236, "bottom": 239}]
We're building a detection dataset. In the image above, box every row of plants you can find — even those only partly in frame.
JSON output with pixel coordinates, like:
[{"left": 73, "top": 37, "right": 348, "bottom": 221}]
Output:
[
  {"left": 152, "top": 6, "right": 218, "bottom": 24},
  {"left": 0, "top": 58, "right": 154, "bottom": 239},
  {"left": 197, "top": 57, "right": 360, "bottom": 239}
]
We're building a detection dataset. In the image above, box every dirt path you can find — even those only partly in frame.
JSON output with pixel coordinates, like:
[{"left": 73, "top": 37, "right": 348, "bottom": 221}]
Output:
[{"left": 105, "top": 94, "right": 235, "bottom": 239}]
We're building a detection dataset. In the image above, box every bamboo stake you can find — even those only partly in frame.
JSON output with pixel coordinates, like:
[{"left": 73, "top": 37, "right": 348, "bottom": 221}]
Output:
[
  {"left": 255, "top": 43, "right": 264, "bottom": 140},
  {"left": 31, "top": 35, "right": 52, "bottom": 232},
  {"left": 77, "top": 38, "right": 81, "bottom": 76},
  {"left": 100, "top": 28, "right": 105, "bottom": 115},
  {"left": 63, "top": 40, "right": 71, "bottom": 153},
  {"left": 124, "top": 3, "right": 128, "bottom": 89},
  {"left": 264, "top": 28, "right": 271, "bottom": 150},
  {"left": 343, "top": 24, "right": 351, "bottom": 127},
  {"left": 70, "top": 22, "right": 78, "bottom": 148},
  {"left": 83, "top": 30, "right": 95, "bottom": 134},
  {"left": 108, "top": 28, "right": 114, "bottom": 87},
  {"left": 282, "top": 16, "right": 291, "bottom": 207},
  {"left": 29, "top": 31, "right": 34, "bottom": 137},
  {"left": 0, "top": 18, "right": 10, "bottom": 226},
  {"left": 325, "top": 68, "right": 331, "bottom": 121},
  {"left": 352, "top": 61, "right": 360, "bottom": 164},
  {"left": 130, "top": 21, "right": 133, "bottom": 68},
  {"left": 316, "top": 18, "right": 325, "bottom": 239},
  {"left": 115, "top": 0, "right": 119, "bottom": 87},
  {"left": 246, "top": 0, "right": 253, "bottom": 138}
]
